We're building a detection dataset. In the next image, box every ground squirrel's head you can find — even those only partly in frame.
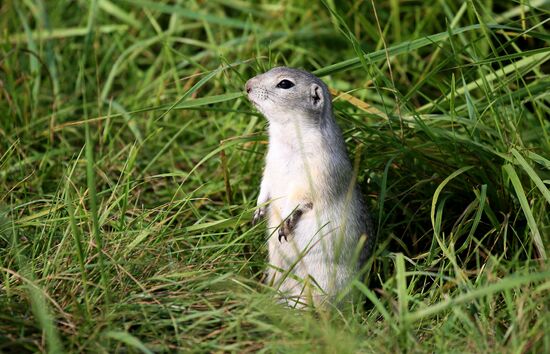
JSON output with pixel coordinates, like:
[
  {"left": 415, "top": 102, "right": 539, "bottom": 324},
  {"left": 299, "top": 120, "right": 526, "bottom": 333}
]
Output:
[{"left": 245, "top": 67, "right": 332, "bottom": 124}]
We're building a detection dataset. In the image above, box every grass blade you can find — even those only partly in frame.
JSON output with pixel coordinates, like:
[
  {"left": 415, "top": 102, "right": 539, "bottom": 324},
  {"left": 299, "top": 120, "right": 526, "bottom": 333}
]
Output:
[
  {"left": 104, "top": 331, "right": 153, "bottom": 354},
  {"left": 503, "top": 164, "right": 547, "bottom": 259}
]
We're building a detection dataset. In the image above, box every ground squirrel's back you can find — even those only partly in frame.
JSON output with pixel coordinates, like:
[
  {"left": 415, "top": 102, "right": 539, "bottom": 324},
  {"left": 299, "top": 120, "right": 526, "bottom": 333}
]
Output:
[{"left": 246, "top": 67, "right": 373, "bottom": 307}]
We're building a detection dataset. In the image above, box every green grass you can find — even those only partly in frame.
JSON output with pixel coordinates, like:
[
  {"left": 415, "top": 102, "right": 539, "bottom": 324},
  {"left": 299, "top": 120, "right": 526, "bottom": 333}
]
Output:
[{"left": 1, "top": 0, "right": 549, "bottom": 352}]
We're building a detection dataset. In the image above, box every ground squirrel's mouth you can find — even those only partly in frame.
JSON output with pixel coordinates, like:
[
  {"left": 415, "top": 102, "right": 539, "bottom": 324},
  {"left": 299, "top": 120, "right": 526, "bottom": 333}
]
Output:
[
  {"left": 246, "top": 93, "right": 258, "bottom": 106},
  {"left": 247, "top": 96, "right": 264, "bottom": 114}
]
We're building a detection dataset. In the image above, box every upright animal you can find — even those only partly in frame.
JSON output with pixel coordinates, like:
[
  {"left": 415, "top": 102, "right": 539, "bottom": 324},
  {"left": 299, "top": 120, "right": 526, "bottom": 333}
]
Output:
[{"left": 245, "top": 67, "right": 373, "bottom": 307}]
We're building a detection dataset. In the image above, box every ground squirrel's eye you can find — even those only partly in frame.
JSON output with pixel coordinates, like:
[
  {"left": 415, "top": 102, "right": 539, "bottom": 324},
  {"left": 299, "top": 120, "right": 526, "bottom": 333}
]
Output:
[{"left": 276, "top": 79, "right": 295, "bottom": 89}]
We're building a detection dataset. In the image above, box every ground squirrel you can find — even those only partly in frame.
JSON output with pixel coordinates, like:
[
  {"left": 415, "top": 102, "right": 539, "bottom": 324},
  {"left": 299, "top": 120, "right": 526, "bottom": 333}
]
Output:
[{"left": 245, "top": 67, "right": 373, "bottom": 307}]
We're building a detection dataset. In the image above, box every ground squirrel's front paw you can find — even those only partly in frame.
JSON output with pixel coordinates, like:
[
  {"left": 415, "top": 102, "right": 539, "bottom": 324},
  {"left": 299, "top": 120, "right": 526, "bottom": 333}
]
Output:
[
  {"left": 278, "top": 209, "right": 303, "bottom": 242},
  {"left": 278, "top": 222, "right": 290, "bottom": 242},
  {"left": 252, "top": 207, "right": 266, "bottom": 225}
]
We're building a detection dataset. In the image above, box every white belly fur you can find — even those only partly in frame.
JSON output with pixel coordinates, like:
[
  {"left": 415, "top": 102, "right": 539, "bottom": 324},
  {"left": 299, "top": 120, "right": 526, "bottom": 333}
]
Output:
[{"left": 263, "top": 133, "right": 362, "bottom": 306}]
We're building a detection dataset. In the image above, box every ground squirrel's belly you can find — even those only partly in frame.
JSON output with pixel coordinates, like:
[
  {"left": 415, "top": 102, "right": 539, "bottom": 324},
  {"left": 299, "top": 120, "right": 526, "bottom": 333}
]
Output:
[{"left": 266, "top": 179, "right": 314, "bottom": 227}]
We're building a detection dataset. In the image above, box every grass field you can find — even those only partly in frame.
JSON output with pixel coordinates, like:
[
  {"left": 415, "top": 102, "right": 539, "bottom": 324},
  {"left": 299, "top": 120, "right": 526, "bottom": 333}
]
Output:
[{"left": 1, "top": 0, "right": 550, "bottom": 352}]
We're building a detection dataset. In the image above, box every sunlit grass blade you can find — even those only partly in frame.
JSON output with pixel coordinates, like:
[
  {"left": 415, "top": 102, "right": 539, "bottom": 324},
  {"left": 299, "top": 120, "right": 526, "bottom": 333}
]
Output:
[
  {"left": 313, "top": 24, "right": 549, "bottom": 77},
  {"left": 511, "top": 148, "right": 550, "bottom": 205},
  {"left": 503, "top": 164, "right": 547, "bottom": 259},
  {"left": 104, "top": 331, "right": 153, "bottom": 354},
  {"left": 405, "top": 270, "right": 550, "bottom": 322}
]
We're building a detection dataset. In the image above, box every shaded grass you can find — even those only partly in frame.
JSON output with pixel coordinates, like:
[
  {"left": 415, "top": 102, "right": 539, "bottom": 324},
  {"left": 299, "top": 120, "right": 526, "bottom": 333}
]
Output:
[{"left": 1, "top": 0, "right": 549, "bottom": 352}]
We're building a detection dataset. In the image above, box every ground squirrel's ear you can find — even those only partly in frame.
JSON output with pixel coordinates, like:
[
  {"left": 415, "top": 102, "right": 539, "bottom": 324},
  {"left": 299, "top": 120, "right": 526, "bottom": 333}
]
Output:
[{"left": 310, "top": 84, "right": 323, "bottom": 109}]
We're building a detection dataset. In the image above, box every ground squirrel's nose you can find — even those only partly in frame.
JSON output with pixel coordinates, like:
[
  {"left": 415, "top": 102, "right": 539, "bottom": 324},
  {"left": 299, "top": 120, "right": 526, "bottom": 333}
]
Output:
[{"left": 245, "top": 81, "right": 252, "bottom": 93}]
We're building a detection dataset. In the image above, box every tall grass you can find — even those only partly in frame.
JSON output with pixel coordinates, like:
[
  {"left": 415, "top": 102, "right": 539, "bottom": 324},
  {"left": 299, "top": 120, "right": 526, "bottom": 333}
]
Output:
[{"left": 1, "top": 0, "right": 549, "bottom": 352}]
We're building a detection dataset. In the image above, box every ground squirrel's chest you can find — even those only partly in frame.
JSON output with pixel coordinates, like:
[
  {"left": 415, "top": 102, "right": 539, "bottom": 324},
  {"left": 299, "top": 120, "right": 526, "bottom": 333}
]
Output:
[{"left": 265, "top": 142, "right": 325, "bottom": 180}]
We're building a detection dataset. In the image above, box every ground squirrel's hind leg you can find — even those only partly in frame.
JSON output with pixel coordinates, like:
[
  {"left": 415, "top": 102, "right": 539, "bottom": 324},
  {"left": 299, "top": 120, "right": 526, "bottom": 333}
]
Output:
[{"left": 278, "top": 202, "right": 313, "bottom": 242}]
